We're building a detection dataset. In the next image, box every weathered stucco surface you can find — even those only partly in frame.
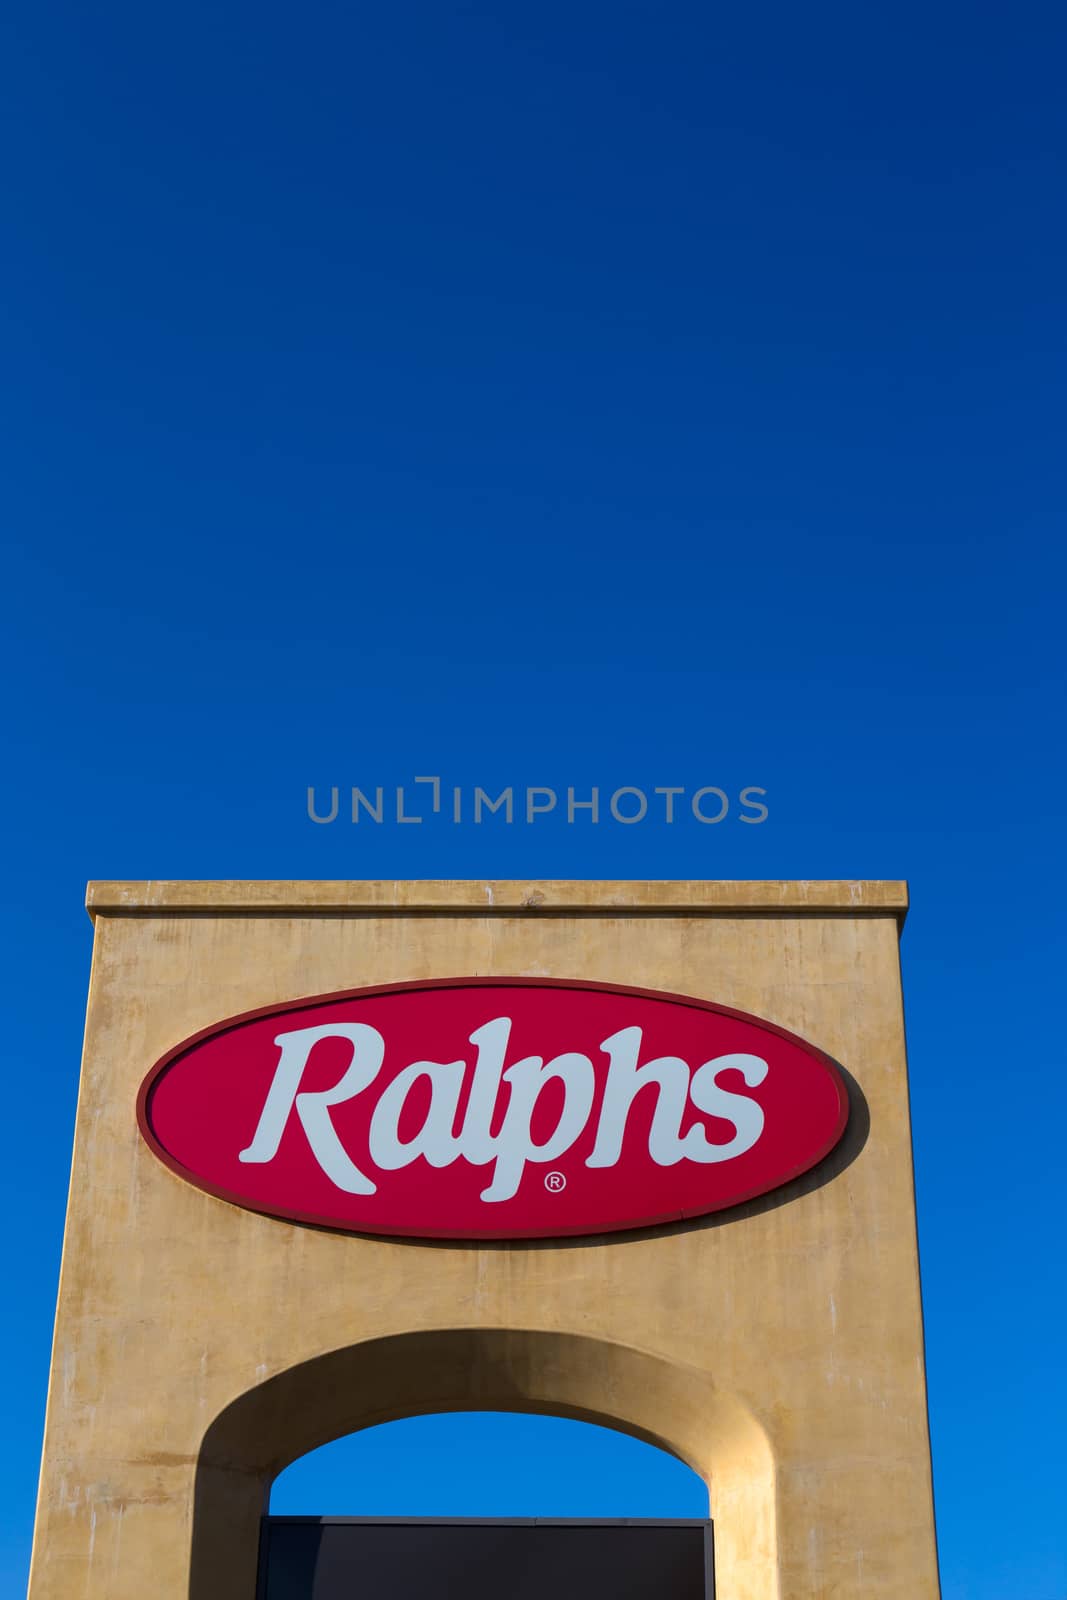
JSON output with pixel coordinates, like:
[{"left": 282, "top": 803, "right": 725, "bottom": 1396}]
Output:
[{"left": 28, "top": 880, "right": 939, "bottom": 1599}]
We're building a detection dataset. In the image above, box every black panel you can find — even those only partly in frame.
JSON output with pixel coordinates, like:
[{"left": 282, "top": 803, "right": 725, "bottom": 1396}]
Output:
[{"left": 260, "top": 1518, "right": 713, "bottom": 1600}]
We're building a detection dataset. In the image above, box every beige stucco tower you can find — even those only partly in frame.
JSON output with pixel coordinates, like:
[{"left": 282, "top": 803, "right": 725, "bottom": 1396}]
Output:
[{"left": 28, "top": 879, "right": 940, "bottom": 1599}]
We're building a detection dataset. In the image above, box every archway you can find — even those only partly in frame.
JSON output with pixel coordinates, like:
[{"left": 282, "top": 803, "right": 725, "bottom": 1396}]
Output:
[
  {"left": 271, "top": 1411, "right": 710, "bottom": 1516},
  {"left": 189, "top": 1328, "right": 777, "bottom": 1600},
  {"left": 266, "top": 1411, "right": 711, "bottom": 1598}
]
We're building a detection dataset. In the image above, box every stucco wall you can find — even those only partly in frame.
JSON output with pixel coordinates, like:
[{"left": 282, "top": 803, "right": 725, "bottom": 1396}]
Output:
[{"left": 28, "top": 881, "right": 940, "bottom": 1599}]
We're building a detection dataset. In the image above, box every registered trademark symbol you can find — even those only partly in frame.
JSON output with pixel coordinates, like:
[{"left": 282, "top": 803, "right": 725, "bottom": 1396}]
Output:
[{"left": 545, "top": 1171, "right": 567, "bottom": 1193}]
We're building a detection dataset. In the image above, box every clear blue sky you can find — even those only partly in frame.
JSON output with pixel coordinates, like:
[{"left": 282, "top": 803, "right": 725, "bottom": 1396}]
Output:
[{"left": 3, "top": 2, "right": 1065, "bottom": 1595}]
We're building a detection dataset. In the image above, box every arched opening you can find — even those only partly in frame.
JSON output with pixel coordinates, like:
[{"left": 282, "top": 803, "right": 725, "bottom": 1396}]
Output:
[
  {"left": 265, "top": 1413, "right": 711, "bottom": 1597},
  {"left": 189, "top": 1329, "right": 777, "bottom": 1600},
  {"left": 271, "top": 1411, "right": 710, "bottom": 1517}
]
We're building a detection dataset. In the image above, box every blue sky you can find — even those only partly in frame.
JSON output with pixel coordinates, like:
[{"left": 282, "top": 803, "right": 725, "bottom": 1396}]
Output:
[{"left": 3, "top": 2, "right": 1065, "bottom": 1595}]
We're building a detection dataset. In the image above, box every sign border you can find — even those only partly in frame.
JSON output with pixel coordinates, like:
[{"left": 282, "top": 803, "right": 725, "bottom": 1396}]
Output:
[{"left": 136, "top": 976, "right": 851, "bottom": 1240}]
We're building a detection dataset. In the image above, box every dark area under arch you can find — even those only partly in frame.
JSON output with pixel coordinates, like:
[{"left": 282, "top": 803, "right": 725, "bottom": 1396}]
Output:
[{"left": 257, "top": 1516, "right": 713, "bottom": 1600}]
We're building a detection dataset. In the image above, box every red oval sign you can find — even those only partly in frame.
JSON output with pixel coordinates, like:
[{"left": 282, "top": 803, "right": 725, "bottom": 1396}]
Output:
[{"left": 138, "top": 978, "right": 849, "bottom": 1239}]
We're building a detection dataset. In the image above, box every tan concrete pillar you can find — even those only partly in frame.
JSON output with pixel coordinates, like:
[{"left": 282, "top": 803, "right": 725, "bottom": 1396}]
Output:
[{"left": 28, "top": 880, "right": 940, "bottom": 1599}]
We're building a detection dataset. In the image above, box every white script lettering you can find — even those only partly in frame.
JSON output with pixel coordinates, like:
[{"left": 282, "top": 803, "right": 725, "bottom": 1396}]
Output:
[{"left": 238, "top": 1018, "right": 768, "bottom": 1201}]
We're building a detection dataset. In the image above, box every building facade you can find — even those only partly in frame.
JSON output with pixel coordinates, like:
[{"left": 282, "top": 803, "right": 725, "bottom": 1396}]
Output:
[{"left": 28, "top": 879, "right": 940, "bottom": 1599}]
